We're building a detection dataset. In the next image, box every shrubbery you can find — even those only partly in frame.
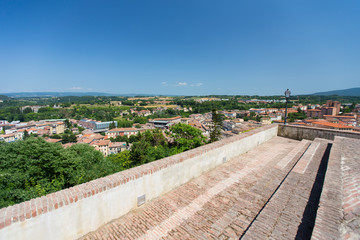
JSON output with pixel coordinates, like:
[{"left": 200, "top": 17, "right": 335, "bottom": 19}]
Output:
[{"left": 0, "top": 124, "right": 206, "bottom": 208}]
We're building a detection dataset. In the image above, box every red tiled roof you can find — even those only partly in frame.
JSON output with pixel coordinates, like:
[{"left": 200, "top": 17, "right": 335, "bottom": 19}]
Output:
[
  {"left": 291, "top": 122, "right": 307, "bottom": 125},
  {"left": 37, "top": 129, "right": 50, "bottom": 135},
  {"left": 91, "top": 140, "right": 110, "bottom": 146},
  {"left": 108, "top": 128, "right": 138, "bottom": 132},
  {"left": 109, "top": 142, "right": 126, "bottom": 148},
  {"left": 0, "top": 133, "right": 16, "bottom": 137},
  {"left": 312, "top": 121, "right": 353, "bottom": 129},
  {"left": 323, "top": 115, "right": 354, "bottom": 119},
  {"left": 79, "top": 137, "right": 95, "bottom": 144},
  {"left": 153, "top": 116, "right": 181, "bottom": 121},
  {"left": 45, "top": 138, "right": 62, "bottom": 143},
  {"left": 62, "top": 143, "right": 75, "bottom": 148}
]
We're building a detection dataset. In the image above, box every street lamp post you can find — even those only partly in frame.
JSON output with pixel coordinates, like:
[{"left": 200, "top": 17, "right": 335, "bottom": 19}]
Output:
[{"left": 284, "top": 89, "right": 291, "bottom": 125}]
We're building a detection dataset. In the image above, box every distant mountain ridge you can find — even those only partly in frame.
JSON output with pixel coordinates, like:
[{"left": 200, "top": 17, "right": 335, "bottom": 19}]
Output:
[
  {"left": 0, "top": 92, "right": 157, "bottom": 98},
  {"left": 312, "top": 88, "right": 360, "bottom": 96},
  {"left": 2, "top": 88, "right": 360, "bottom": 98}
]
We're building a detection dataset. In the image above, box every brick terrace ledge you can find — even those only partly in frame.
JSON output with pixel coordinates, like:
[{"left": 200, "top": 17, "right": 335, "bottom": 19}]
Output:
[{"left": 0, "top": 124, "right": 278, "bottom": 239}]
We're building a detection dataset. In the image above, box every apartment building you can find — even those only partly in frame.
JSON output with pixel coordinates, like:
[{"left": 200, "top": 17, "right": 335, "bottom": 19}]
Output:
[{"left": 107, "top": 128, "right": 138, "bottom": 138}]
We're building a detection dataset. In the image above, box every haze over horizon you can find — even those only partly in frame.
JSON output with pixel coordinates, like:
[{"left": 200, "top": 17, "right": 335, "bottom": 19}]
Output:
[{"left": 1, "top": 1, "right": 359, "bottom": 96}]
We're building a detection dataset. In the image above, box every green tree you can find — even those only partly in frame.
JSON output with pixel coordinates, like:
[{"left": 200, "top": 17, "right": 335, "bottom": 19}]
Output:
[
  {"left": 22, "top": 107, "right": 33, "bottom": 114},
  {"left": 130, "top": 140, "right": 151, "bottom": 166},
  {"left": 109, "top": 121, "right": 116, "bottom": 130},
  {"left": 61, "top": 133, "right": 77, "bottom": 144},
  {"left": 0, "top": 138, "right": 119, "bottom": 208},
  {"left": 107, "top": 150, "right": 132, "bottom": 169},
  {"left": 64, "top": 119, "right": 71, "bottom": 129},
  {"left": 210, "top": 109, "right": 223, "bottom": 143},
  {"left": 288, "top": 109, "right": 307, "bottom": 122},
  {"left": 133, "top": 117, "right": 147, "bottom": 124},
  {"left": 50, "top": 134, "right": 62, "bottom": 139},
  {"left": 128, "top": 134, "right": 139, "bottom": 143},
  {"left": 143, "top": 129, "right": 167, "bottom": 146},
  {"left": 117, "top": 120, "right": 133, "bottom": 128},
  {"left": 0, "top": 138, "right": 72, "bottom": 207},
  {"left": 23, "top": 130, "right": 29, "bottom": 139},
  {"left": 168, "top": 123, "right": 206, "bottom": 151}
]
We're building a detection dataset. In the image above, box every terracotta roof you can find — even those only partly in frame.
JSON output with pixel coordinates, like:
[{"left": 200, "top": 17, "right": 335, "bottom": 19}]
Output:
[
  {"left": 109, "top": 142, "right": 126, "bottom": 148},
  {"left": 312, "top": 121, "right": 353, "bottom": 129},
  {"left": 291, "top": 122, "right": 307, "bottom": 125},
  {"left": 153, "top": 116, "right": 181, "bottom": 121},
  {"left": 91, "top": 140, "right": 110, "bottom": 146},
  {"left": 0, "top": 133, "right": 16, "bottom": 138},
  {"left": 108, "top": 128, "right": 138, "bottom": 132},
  {"left": 323, "top": 115, "right": 355, "bottom": 119},
  {"left": 305, "top": 119, "right": 325, "bottom": 123},
  {"left": 45, "top": 138, "right": 62, "bottom": 143},
  {"left": 79, "top": 137, "right": 95, "bottom": 144},
  {"left": 37, "top": 129, "right": 50, "bottom": 135},
  {"left": 93, "top": 134, "right": 105, "bottom": 140},
  {"left": 62, "top": 143, "right": 75, "bottom": 148}
]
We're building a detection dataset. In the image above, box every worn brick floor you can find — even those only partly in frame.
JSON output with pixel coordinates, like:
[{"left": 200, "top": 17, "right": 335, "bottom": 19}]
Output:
[
  {"left": 79, "top": 137, "right": 313, "bottom": 240},
  {"left": 242, "top": 139, "right": 330, "bottom": 240},
  {"left": 340, "top": 138, "right": 360, "bottom": 239}
]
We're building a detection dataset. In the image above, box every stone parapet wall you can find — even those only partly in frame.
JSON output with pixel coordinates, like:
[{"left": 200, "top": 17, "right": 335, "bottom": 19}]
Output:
[
  {"left": 0, "top": 125, "right": 278, "bottom": 240},
  {"left": 278, "top": 124, "right": 360, "bottom": 141}
]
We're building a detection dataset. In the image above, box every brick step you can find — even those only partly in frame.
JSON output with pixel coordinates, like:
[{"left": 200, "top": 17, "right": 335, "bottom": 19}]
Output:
[
  {"left": 249, "top": 139, "right": 312, "bottom": 205},
  {"left": 312, "top": 137, "right": 360, "bottom": 240},
  {"left": 241, "top": 138, "right": 332, "bottom": 240}
]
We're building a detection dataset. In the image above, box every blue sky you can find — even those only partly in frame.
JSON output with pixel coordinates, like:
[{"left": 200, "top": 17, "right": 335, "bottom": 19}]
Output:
[{"left": 1, "top": 0, "right": 359, "bottom": 96}]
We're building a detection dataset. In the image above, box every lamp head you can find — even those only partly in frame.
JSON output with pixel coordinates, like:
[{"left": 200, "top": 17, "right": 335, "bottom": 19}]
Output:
[{"left": 285, "top": 89, "right": 291, "bottom": 99}]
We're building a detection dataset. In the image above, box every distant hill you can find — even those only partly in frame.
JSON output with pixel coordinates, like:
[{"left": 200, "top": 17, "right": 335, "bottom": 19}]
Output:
[
  {"left": 0, "top": 92, "right": 157, "bottom": 98},
  {"left": 312, "top": 88, "right": 360, "bottom": 96},
  {"left": 0, "top": 95, "right": 11, "bottom": 100}
]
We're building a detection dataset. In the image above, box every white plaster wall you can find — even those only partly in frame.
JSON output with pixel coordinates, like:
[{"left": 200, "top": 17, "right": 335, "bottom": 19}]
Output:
[{"left": 0, "top": 125, "right": 278, "bottom": 240}]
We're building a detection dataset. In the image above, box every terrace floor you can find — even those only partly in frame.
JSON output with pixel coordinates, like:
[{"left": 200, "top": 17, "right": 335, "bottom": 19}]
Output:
[
  {"left": 78, "top": 132, "right": 360, "bottom": 240},
  {"left": 80, "top": 136, "right": 335, "bottom": 240}
]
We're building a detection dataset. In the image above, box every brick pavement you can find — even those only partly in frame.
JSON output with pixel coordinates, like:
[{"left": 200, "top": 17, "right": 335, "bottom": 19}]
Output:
[
  {"left": 79, "top": 136, "right": 304, "bottom": 240},
  {"left": 241, "top": 138, "right": 331, "bottom": 240},
  {"left": 340, "top": 137, "right": 360, "bottom": 239}
]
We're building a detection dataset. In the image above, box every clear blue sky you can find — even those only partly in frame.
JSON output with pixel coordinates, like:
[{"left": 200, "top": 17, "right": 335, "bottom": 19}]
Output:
[{"left": 1, "top": 0, "right": 359, "bottom": 96}]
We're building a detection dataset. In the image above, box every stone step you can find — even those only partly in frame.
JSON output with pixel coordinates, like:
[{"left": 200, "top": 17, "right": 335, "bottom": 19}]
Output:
[{"left": 241, "top": 138, "right": 332, "bottom": 240}]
